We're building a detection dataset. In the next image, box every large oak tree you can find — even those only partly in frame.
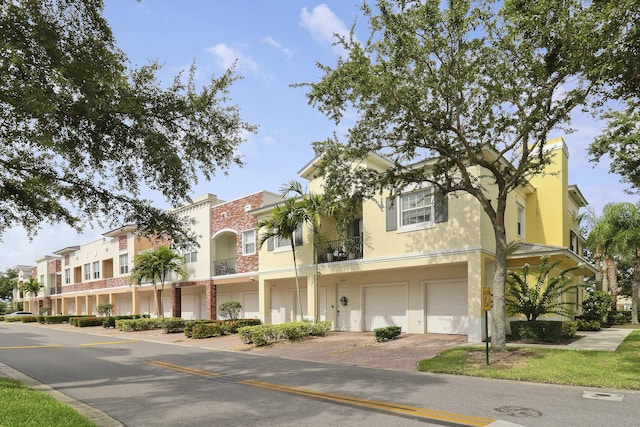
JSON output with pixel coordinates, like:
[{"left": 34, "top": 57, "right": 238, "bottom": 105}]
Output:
[
  {"left": 302, "top": 0, "right": 634, "bottom": 350},
  {"left": 0, "top": 0, "right": 256, "bottom": 245}
]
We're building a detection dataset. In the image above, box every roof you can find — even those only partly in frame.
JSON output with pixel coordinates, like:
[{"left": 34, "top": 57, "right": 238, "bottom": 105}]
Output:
[
  {"left": 52, "top": 246, "right": 81, "bottom": 255},
  {"left": 508, "top": 242, "right": 597, "bottom": 274}
]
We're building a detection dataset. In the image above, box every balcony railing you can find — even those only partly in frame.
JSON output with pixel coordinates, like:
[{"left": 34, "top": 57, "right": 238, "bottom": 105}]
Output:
[
  {"left": 316, "top": 236, "right": 363, "bottom": 263},
  {"left": 214, "top": 258, "right": 237, "bottom": 276}
]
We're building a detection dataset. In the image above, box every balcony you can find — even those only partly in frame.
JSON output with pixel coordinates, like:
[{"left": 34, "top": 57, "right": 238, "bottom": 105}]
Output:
[
  {"left": 214, "top": 258, "right": 237, "bottom": 276},
  {"left": 317, "top": 236, "right": 363, "bottom": 263}
]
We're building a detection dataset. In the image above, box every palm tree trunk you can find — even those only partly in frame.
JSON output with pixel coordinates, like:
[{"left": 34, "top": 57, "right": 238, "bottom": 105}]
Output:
[
  {"left": 605, "top": 257, "right": 618, "bottom": 311},
  {"left": 632, "top": 248, "right": 640, "bottom": 325},
  {"left": 291, "top": 241, "right": 303, "bottom": 321}
]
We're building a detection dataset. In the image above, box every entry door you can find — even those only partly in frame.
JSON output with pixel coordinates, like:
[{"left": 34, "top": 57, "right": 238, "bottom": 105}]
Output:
[{"left": 337, "top": 284, "right": 351, "bottom": 331}]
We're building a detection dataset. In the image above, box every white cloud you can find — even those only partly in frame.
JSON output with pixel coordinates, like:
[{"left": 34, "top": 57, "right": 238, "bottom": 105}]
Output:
[
  {"left": 206, "top": 43, "right": 258, "bottom": 72},
  {"left": 262, "top": 36, "right": 293, "bottom": 62},
  {"left": 299, "top": 4, "right": 350, "bottom": 55}
]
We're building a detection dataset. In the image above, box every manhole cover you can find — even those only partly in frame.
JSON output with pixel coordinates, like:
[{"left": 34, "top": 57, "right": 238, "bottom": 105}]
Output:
[
  {"left": 583, "top": 391, "right": 624, "bottom": 401},
  {"left": 495, "top": 406, "right": 543, "bottom": 418}
]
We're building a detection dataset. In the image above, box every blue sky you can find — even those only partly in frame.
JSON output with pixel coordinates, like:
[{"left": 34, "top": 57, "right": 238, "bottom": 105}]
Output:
[{"left": 1, "top": 1, "right": 636, "bottom": 270}]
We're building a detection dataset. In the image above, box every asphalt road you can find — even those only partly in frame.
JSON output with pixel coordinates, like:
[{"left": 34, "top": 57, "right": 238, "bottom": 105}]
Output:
[{"left": 1, "top": 323, "right": 639, "bottom": 427}]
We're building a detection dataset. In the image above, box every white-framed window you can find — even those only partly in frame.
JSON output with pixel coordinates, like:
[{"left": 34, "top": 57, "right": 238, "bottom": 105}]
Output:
[
  {"left": 399, "top": 188, "right": 434, "bottom": 230},
  {"left": 517, "top": 204, "right": 525, "bottom": 237},
  {"left": 83, "top": 263, "right": 91, "bottom": 281},
  {"left": 64, "top": 268, "right": 70, "bottom": 284},
  {"left": 570, "top": 230, "right": 578, "bottom": 253},
  {"left": 184, "top": 247, "right": 197, "bottom": 263},
  {"left": 242, "top": 229, "right": 256, "bottom": 255},
  {"left": 92, "top": 261, "right": 100, "bottom": 279},
  {"left": 119, "top": 254, "right": 129, "bottom": 274}
]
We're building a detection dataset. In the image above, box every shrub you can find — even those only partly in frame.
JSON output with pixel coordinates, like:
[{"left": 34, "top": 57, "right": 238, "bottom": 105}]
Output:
[
  {"left": 374, "top": 326, "right": 402, "bottom": 342},
  {"left": 561, "top": 321, "right": 578, "bottom": 338},
  {"left": 39, "top": 306, "right": 52, "bottom": 315},
  {"left": 115, "top": 317, "right": 169, "bottom": 331},
  {"left": 19, "top": 316, "right": 38, "bottom": 323},
  {"left": 191, "top": 322, "right": 225, "bottom": 339},
  {"left": 162, "top": 318, "right": 186, "bottom": 334},
  {"left": 577, "top": 318, "right": 601, "bottom": 331},
  {"left": 97, "top": 303, "right": 114, "bottom": 317},
  {"left": 238, "top": 320, "right": 332, "bottom": 346},
  {"left": 103, "top": 316, "right": 116, "bottom": 328},
  {"left": 184, "top": 320, "right": 218, "bottom": 338},
  {"left": 71, "top": 317, "right": 104, "bottom": 327},
  {"left": 581, "top": 289, "right": 611, "bottom": 322},
  {"left": 219, "top": 301, "right": 242, "bottom": 321},
  {"left": 607, "top": 312, "right": 627, "bottom": 325},
  {"left": 510, "top": 320, "right": 566, "bottom": 342},
  {"left": 39, "top": 315, "right": 70, "bottom": 324}
]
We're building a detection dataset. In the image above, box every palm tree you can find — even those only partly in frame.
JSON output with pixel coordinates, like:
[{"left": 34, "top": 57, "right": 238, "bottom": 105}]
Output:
[
  {"left": 130, "top": 245, "right": 187, "bottom": 318},
  {"left": 605, "top": 202, "right": 640, "bottom": 324},
  {"left": 586, "top": 206, "right": 619, "bottom": 311},
  {"left": 20, "top": 278, "right": 41, "bottom": 312},
  {"left": 257, "top": 186, "right": 308, "bottom": 321},
  {"left": 281, "top": 181, "right": 334, "bottom": 322}
]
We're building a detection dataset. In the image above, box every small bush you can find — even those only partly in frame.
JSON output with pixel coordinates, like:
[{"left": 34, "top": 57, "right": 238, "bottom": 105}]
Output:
[
  {"left": 219, "top": 301, "right": 242, "bottom": 320},
  {"left": 238, "top": 320, "right": 332, "bottom": 346},
  {"left": 607, "top": 312, "right": 627, "bottom": 326},
  {"left": 103, "top": 316, "right": 116, "bottom": 328},
  {"left": 561, "top": 321, "right": 578, "bottom": 338},
  {"left": 162, "top": 318, "right": 186, "bottom": 334},
  {"left": 19, "top": 316, "right": 38, "bottom": 323},
  {"left": 510, "top": 320, "right": 565, "bottom": 342},
  {"left": 191, "top": 322, "right": 225, "bottom": 339},
  {"left": 71, "top": 317, "right": 104, "bottom": 327},
  {"left": 184, "top": 320, "right": 218, "bottom": 338},
  {"left": 374, "top": 326, "right": 402, "bottom": 342},
  {"left": 115, "top": 317, "right": 169, "bottom": 331},
  {"left": 577, "top": 318, "right": 601, "bottom": 331}
]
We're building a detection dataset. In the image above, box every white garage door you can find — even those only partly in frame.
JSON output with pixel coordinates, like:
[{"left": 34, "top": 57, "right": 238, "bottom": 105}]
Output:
[
  {"left": 426, "top": 282, "right": 468, "bottom": 334},
  {"left": 364, "top": 285, "right": 407, "bottom": 331}
]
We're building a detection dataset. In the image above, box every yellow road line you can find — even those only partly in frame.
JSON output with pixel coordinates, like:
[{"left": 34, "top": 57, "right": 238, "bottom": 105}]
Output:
[
  {"left": 240, "top": 379, "right": 495, "bottom": 426},
  {"left": 80, "top": 340, "right": 139, "bottom": 346},
  {"left": 146, "top": 359, "right": 495, "bottom": 426},
  {"left": 146, "top": 360, "right": 221, "bottom": 378},
  {"left": 0, "top": 344, "right": 65, "bottom": 350}
]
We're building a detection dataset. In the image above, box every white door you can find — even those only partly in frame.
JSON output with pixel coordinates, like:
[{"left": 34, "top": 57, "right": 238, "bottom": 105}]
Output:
[
  {"left": 243, "top": 292, "right": 259, "bottom": 319},
  {"left": 181, "top": 294, "right": 195, "bottom": 320},
  {"left": 271, "top": 289, "right": 286, "bottom": 324},
  {"left": 363, "top": 284, "right": 407, "bottom": 331},
  {"left": 337, "top": 284, "right": 351, "bottom": 331},
  {"left": 426, "top": 281, "right": 469, "bottom": 334}
]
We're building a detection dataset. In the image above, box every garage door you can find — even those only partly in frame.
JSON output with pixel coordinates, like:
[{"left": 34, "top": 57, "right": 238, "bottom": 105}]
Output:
[
  {"left": 364, "top": 285, "right": 407, "bottom": 331},
  {"left": 426, "top": 281, "right": 468, "bottom": 334}
]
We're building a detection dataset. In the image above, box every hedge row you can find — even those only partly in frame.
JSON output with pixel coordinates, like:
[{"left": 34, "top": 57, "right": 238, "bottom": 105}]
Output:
[
  {"left": 510, "top": 320, "right": 577, "bottom": 342},
  {"left": 185, "top": 319, "right": 262, "bottom": 339},
  {"left": 238, "top": 320, "right": 332, "bottom": 347}
]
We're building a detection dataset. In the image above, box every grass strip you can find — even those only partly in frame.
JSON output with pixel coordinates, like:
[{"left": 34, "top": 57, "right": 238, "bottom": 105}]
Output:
[
  {"left": 0, "top": 378, "right": 95, "bottom": 427},
  {"left": 418, "top": 330, "right": 640, "bottom": 390}
]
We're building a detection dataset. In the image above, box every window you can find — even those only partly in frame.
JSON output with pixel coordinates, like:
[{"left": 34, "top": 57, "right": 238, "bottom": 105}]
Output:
[
  {"left": 119, "top": 254, "right": 129, "bottom": 274},
  {"left": 399, "top": 189, "right": 433, "bottom": 229},
  {"left": 184, "top": 247, "right": 198, "bottom": 263},
  {"left": 92, "top": 261, "right": 100, "bottom": 279},
  {"left": 570, "top": 230, "right": 578, "bottom": 253},
  {"left": 83, "top": 263, "right": 90, "bottom": 281},
  {"left": 517, "top": 204, "right": 525, "bottom": 237},
  {"left": 64, "top": 268, "right": 70, "bottom": 284},
  {"left": 242, "top": 229, "right": 256, "bottom": 255},
  {"left": 268, "top": 224, "right": 303, "bottom": 251}
]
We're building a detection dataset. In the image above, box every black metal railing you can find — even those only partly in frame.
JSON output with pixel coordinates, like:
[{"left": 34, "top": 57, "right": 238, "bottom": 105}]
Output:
[
  {"left": 316, "top": 236, "right": 362, "bottom": 263},
  {"left": 214, "top": 258, "right": 237, "bottom": 276}
]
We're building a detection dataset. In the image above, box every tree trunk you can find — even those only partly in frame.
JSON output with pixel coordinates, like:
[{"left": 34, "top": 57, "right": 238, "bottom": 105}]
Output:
[
  {"left": 632, "top": 249, "right": 640, "bottom": 325},
  {"left": 604, "top": 257, "right": 618, "bottom": 311},
  {"left": 291, "top": 241, "right": 304, "bottom": 321},
  {"left": 490, "top": 199, "right": 508, "bottom": 352}
]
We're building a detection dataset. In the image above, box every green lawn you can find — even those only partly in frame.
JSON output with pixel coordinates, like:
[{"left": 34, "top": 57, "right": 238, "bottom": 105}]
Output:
[
  {"left": 418, "top": 330, "right": 640, "bottom": 390},
  {"left": 0, "top": 378, "right": 95, "bottom": 427}
]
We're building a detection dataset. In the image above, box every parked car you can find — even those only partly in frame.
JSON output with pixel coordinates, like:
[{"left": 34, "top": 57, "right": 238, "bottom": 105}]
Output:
[{"left": 6, "top": 311, "right": 33, "bottom": 317}]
